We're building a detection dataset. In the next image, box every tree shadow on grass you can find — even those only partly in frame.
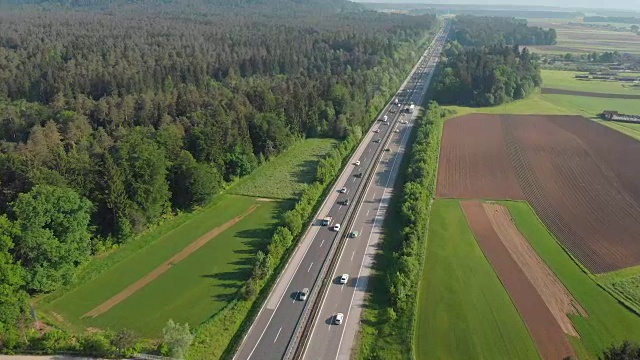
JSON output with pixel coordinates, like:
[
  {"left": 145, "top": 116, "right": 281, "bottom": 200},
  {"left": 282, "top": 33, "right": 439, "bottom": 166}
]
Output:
[{"left": 292, "top": 158, "right": 321, "bottom": 186}]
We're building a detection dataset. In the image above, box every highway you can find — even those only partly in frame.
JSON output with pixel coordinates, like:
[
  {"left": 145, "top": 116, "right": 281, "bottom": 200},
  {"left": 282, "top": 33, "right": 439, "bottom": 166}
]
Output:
[
  {"left": 234, "top": 22, "right": 449, "bottom": 360},
  {"left": 299, "top": 24, "right": 449, "bottom": 360}
]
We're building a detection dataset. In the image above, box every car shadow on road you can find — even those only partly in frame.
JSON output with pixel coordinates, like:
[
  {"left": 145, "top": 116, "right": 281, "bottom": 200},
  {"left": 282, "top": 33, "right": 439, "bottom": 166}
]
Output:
[{"left": 324, "top": 316, "right": 335, "bottom": 325}]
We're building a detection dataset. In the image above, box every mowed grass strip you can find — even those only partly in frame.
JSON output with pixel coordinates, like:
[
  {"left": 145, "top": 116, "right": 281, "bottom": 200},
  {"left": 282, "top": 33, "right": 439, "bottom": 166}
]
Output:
[
  {"left": 79, "top": 200, "right": 284, "bottom": 336},
  {"left": 42, "top": 195, "right": 282, "bottom": 333},
  {"left": 446, "top": 93, "right": 640, "bottom": 119},
  {"left": 415, "top": 199, "right": 540, "bottom": 360},
  {"left": 598, "top": 265, "right": 640, "bottom": 315},
  {"left": 504, "top": 201, "right": 640, "bottom": 359},
  {"left": 230, "top": 138, "right": 337, "bottom": 200},
  {"left": 542, "top": 69, "right": 640, "bottom": 96}
]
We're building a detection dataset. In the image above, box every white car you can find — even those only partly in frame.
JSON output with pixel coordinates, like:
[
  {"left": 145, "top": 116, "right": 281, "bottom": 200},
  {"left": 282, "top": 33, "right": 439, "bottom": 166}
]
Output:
[
  {"left": 355, "top": 161, "right": 361, "bottom": 166},
  {"left": 340, "top": 274, "right": 349, "bottom": 284},
  {"left": 335, "top": 313, "right": 344, "bottom": 325},
  {"left": 394, "top": 129, "right": 400, "bottom": 133},
  {"left": 333, "top": 223, "right": 341, "bottom": 231},
  {"left": 340, "top": 187, "right": 347, "bottom": 193},
  {"left": 299, "top": 288, "right": 309, "bottom": 301}
]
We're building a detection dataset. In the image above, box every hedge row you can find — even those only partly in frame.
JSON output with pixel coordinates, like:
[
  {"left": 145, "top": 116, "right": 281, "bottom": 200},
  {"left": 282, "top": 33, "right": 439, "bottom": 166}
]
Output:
[{"left": 356, "top": 101, "right": 448, "bottom": 359}]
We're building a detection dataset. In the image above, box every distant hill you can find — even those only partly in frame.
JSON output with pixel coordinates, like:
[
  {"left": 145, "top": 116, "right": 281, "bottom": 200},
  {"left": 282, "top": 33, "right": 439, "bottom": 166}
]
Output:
[{"left": 3, "top": 0, "right": 364, "bottom": 12}]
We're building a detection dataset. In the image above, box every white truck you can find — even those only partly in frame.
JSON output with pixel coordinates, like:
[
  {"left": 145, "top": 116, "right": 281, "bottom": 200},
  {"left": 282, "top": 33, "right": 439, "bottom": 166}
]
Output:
[
  {"left": 408, "top": 104, "right": 415, "bottom": 114},
  {"left": 322, "top": 216, "right": 332, "bottom": 226},
  {"left": 382, "top": 115, "right": 388, "bottom": 122}
]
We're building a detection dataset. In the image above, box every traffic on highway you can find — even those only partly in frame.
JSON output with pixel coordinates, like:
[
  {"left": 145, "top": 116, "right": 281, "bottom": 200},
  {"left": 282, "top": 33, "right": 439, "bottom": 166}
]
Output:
[{"left": 234, "top": 22, "right": 450, "bottom": 360}]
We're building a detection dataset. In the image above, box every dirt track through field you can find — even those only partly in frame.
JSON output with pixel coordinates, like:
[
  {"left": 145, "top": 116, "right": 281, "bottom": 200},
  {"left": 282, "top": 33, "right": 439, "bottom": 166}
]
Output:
[
  {"left": 438, "top": 114, "right": 640, "bottom": 273},
  {"left": 483, "top": 203, "right": 587, "bottom": 337},
  {"left": 461, "top": 200, "right": 576, "bottom": 360},
  {"left": 82, "top": 204, "right": 259, "bottom": 318},
  {"left": 542, "top": 87, "right": 640, "bottom": 99}
]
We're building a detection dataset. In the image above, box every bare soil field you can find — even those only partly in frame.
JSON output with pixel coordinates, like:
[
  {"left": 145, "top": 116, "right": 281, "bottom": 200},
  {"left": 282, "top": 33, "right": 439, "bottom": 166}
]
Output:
[
  {"left": 437, "top": 114, "right": 523, "bottom": 200},
  {"left": 483, "top": 202, "right": 587, "bottom": 337},
  {"left": 461, "top": 200, "right": 576, "bottom": 360},
  {"left": 438, "top": 114, "right": 640, "bottom": 273},
  {"left": 542, "top": 88, "right": 640, "bottom": 100}
]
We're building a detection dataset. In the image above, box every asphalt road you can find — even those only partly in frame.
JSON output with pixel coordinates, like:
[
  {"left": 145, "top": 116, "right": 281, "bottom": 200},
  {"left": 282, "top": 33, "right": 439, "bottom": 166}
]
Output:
[
  {"left": 301, "top": 26, "right": 450, "bottom": 360},
  {"left": 234, "top": 24, "right": 449, "bottom": 360}
]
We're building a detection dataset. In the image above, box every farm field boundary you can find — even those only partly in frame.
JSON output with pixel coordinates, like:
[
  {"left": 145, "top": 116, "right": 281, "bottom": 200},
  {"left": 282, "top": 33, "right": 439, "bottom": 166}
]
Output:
[
  {"left": 414, "top": 199, "right": 540, "bottom": 360},
  {"left": 437, "top": 114, "right": 640, "bottom": 273},
  {"left": 503, "top": 201, "right": 640, "bottom": 358},
  {"left": 542, "top": 88, "right": 640, "bottom": 100},
  {"left": 461, "top": 200, "right": 575, "bottom": 360}
]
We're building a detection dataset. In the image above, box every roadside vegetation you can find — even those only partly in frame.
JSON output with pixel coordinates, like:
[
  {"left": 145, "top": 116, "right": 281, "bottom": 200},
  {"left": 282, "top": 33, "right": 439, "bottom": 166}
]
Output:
[
  {"left": 415, "top": 200, "right": 539, "bottom": 360},
  {"left": 356, "top": 102, "right": 448, "bottom": 359}
]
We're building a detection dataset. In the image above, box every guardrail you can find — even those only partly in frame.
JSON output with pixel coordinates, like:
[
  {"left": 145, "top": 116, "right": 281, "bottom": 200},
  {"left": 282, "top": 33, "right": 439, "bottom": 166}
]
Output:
[
  {"left": 282, "top": 82, "right": 410, "bottom": 360},
  {"left": 285, "top": 26, "right": 446, "bottom": 360}
]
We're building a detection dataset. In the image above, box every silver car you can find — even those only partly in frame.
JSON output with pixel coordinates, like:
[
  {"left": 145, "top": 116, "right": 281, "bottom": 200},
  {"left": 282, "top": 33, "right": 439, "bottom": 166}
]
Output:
[{"left": 299, "top": 288, "right": 309, "bottom": 301}]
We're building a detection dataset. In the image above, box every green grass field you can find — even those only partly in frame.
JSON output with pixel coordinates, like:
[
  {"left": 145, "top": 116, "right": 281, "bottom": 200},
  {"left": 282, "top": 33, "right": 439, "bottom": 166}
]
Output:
[
  {"left": 597, "top": 265, "right": 640, "bottom": 316},
  {"left": 504, "top": 201, "right": 640, "bottom": 359},
  {"left": 414, "top": 199, "right": 540, "bottom": 360},
  {"left": 542, "top": 69, "right": 640, "bottom": 95},
  {"left": 230, "top": 138, "right": 337, "bottom": 200},
  {"left": 446, "top": 92, "right": 640, "bottom": 119},
  {"left": 40, "top": 195, "right": 287, "bottom": 336}
]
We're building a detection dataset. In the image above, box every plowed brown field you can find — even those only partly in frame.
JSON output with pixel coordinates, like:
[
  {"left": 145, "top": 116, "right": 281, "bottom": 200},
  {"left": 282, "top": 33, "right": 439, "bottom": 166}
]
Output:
[
  {"left": 461, "top": 200, "right": 576, "bottom": 360},
  {"left": 438, "top": 114, "right": 640, "bottom": 273}
]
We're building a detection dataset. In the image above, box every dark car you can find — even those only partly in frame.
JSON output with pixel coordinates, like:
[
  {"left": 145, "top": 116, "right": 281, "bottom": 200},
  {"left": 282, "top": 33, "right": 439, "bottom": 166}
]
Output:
[
  {"left": 343, "top": 198, "right": 350, "bottom": 206},
  {"left": 354, "top": 172, "right": 363, "bottom": 178}
]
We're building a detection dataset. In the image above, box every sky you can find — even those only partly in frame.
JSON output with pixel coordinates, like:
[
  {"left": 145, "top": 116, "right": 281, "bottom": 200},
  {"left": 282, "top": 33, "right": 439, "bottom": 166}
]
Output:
[{"left": 353, "top": 0, "right": 640, "bottom": 12}]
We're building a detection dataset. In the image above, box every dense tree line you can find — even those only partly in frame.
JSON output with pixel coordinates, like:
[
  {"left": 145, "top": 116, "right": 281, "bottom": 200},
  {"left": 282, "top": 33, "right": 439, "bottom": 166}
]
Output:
[
  {"left": 433, "top": 42, "right": 541, "bottom": 106},
  {"left": 358, "top": 102, "right": 448, "bottom": 359},
  {"left": 584, "top": 16, "right": 640, "bottom": 25},
  {"left": 0, "top": 0, "right": 437, "bottom": 351},
  {"left": 452, "top": 15, "right": 557, "bottom": 47},
  {"left": 601, "top": 340, "right": 640, "bottom": 360}
]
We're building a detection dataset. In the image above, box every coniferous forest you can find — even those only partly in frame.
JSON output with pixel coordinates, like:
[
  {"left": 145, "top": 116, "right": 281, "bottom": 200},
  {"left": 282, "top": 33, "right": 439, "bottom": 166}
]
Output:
[{"left": 0, "top": 0, "right": 437, "bottom": 349}]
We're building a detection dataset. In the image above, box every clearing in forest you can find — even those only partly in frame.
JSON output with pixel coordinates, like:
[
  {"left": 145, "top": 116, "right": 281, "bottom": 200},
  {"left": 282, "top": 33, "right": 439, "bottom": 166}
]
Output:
[{"left": 230, "top": 138, "right": 338, "bottom": 199}]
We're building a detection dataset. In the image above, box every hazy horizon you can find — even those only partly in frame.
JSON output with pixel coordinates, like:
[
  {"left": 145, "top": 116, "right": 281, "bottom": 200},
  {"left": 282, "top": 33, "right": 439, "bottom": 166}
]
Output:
[{"left": 353, "top": 0, "right": 640, "bottom": 12}]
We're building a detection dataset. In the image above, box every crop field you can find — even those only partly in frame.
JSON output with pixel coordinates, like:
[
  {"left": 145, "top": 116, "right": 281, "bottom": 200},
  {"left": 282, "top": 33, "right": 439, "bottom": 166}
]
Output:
[
  {"left": 40, "top": 195, "right": 286, "bottom": 336},
  {"left": 415, "top": 199, "right": 540, "bottom": 360},
  {"left": 505, "top": 201, "right": 640, "bottom": 358},
  {"left": 461, "top": 200, "right": 579, "bottom": 359},
  {"left": 525, "top": 19, "right": 640, "bottom": 55},
  {"left": 230, "top": 138, "right": 338, "bottom": 199},
  {"left": 437, "top": 114, "right": 640, "bottom": 273},
  {"left": 541, "top": 70, "right": 640, "bottom": 96}
]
